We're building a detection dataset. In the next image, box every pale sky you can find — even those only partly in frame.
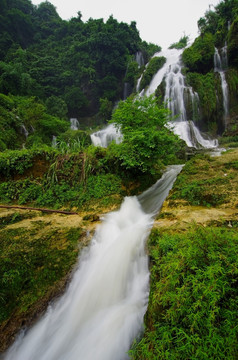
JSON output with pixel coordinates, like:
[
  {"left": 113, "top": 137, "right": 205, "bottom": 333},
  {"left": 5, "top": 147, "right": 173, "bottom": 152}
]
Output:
[{"left": 31, "top": 0, "right": 221, "bottom": 49}]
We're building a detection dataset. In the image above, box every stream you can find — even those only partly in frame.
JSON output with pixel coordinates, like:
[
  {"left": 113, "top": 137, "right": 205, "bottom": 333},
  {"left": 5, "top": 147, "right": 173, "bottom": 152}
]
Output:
[{"left": 4, "top": 166, "right": 182, "bottom": 360}]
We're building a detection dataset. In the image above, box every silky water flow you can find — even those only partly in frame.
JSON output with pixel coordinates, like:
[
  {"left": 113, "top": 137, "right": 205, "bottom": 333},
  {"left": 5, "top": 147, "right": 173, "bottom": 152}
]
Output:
[
  {"left": 4, "top": 166, "right": 183, "bottom": 360},
  {"left": 142, "top": 48, "right": 218, "bottom": 149}
]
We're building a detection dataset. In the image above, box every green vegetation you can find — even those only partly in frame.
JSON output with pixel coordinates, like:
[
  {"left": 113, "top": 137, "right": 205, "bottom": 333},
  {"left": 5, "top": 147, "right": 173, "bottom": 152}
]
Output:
[
  {"left": 0, "top": 0, "right": 160, "bottom": 125},
  {"left": 0, "top": 225, "right": 82, "bottom": 323},
  {"left": 170, "top": 154, "right": 231, "bottom": 207},
  {"left": 0, "top": 146, "right": 125, "bottom": 209},
  {"left": 0, "top": 96, "right": 185, "bottom": 210},
  {"left": 169, "top": 35, "right": 189, "bottom": 49},
  {"left": 219, "top": 135, "right": 238, "bottom": 148},
  {"left": 228, "top": 15, "right": 238, "bottom": 67},
  {"left": 197, "top": 0, "right": 238, "bottom": 47},
  {"left": 124, "top": 60, "right": 141, "bottom": 91},
  {"left": 139, "top": 56, "right": 166, "bottom": 91},
  {"left": 0, "top": 93, "right": 70, "bottom": 150},
  {"left": 186, "top": 72, "right": 223, "bottom": 128},
  {"left": 182, "top": 33, "right": 215, "bottom": 74},
  {"left": 130, "top": 226, "right": 238, "bottom": 359},
  {"left": 110, "top": 96, "right": 184, "bottom": 174}
]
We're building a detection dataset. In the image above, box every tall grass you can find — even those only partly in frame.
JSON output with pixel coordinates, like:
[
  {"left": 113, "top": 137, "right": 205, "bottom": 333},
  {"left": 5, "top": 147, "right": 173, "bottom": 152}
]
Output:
[{"left": 130, "top": 226, "right": 238, "bottom": 359}]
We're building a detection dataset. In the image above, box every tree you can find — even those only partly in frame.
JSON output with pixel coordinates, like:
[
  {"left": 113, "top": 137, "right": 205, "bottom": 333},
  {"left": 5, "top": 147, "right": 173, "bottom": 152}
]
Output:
[
  {"left": 110, "top": 95, "right": 182, "bottom": 174},
  {"left": 45, "top": 95, "right": 68, "bottom": 119}
]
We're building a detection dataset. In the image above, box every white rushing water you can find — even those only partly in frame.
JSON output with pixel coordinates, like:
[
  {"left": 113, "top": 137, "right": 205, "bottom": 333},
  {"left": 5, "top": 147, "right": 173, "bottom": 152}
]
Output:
[
  {"left": 70, "top": 118, "right": 80, "bottom": 130},
  {"left": 214, "top": 46, "right": 229, "bottom": 127},
  {"left": 51, "top": 135, "right": 57, "bottom": 148},
  {"left": 4, "top": 165, "right": 182, "bottom": 360},
  {"left": 90, "top": 123, "right": 123, "bottom": 147},
  {"left": 20, "top": 124, "right": 29, "bottom": 138},
  {"left": 141, "top": 48, "right": 218, "bottom": 149},
  {"left": 135, "top": 51, "right": 145, "bottom": 68}
]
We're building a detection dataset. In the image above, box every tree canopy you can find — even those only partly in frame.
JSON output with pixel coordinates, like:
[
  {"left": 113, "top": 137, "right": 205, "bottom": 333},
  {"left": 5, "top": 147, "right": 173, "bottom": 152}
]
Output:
[
  {"left": 0, "top": 0, "right": 157, "bottom": 121},
  {"left": 110, "top": 96, "right": 183, "bottom": 174}
]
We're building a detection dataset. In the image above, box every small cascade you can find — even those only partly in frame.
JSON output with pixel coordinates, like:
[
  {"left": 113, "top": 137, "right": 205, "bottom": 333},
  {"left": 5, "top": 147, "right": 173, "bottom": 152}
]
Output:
[
  {"left": 214, "top": 46, "right": 229, "bottom": 127},
  {"left": 142, "top": 49, "right": 217, "bottom": 149},
  {"left": 70, "top": 118, "right": 79, "bottom": 130},
  {"left": 52, "top": 135, "right": 57, "bottom": 148},
  {"left": 221, "top": 44, "right": 228, "bottom": 69},
  {"left": 168, "top": 121, "right": 218, "bottom": 149},
  {"left": 30, "top": 125, "right": 35, "bottom": 133},
  {"left": 123, "top": 82, "right": 132, "bottom": 100},
  {"left": 90, "top": 124, "right": 122, "bottom": 148},
  {"left": 135, "top": 51, "right": 145, "bottom": 68},
  {"left": 20, "top": 124, "right": 29, "bottom": 138},
  {"left": 136, "top": 74, "right": 143, "bottom": 92},
  {"left": 164, "top": 61, "right": 187, "bottom": 121}
]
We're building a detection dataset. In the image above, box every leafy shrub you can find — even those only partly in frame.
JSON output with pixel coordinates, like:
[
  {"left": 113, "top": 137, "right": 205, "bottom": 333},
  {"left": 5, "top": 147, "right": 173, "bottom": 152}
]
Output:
[
  {"left": 169, "top": 35, "right": 189, "bottom": 49},
  {"left": 0, "top": 150, "right": 34, "bottom": 178},
  {"left": 110, "top": 95, "right": 183, "bottom": 175},
  {"left": 182, "top": 33, "right": 215, "bottom": 73}
]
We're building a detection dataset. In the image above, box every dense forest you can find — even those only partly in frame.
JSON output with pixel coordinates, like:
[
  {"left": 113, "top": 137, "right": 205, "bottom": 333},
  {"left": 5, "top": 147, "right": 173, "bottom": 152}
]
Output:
[{"left": 0, "top": 0, "right": 160, "bottom": 150}]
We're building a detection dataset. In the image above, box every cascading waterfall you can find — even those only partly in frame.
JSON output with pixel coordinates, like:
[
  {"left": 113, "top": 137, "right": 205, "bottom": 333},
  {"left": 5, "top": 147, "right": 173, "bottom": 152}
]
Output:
[
  {"left": 141, "top": 48, "right": 218, "bottom": 149},
  {"left": 70, "top": 118, "right": 80, "bottom": 130},
  {"left": 90, "top": 123, "right": 123, "bottom": 147},
  {"left": 4, "top": 165, "right": 183, "bottom": 360},
  {"left": 20, "top": 125, "right": 29, "bottom": 139},
  {"left": 123, "top": 82, "right": 132, "bottom": 100},
  {"left": 52, "top": 136, "right": 57, "bottom": 148},
  {"left": 214, "top": 46, "right": 229, "bottom": 127},
  {"left": 136, "top": 74, "right": 143, "bottom": 93},
  {"left": 135, "top": 51, "right": 145, "bottom": 68}
]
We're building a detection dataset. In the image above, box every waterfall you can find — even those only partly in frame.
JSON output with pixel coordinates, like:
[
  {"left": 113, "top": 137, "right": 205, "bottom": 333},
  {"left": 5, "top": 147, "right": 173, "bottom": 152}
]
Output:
[
  {"left": 70, "top": 118, "right": 79, "bottom": 130},
  {"left": 135, "top": 51, "right": 145, "bottom": 68},
  {"left": 214, "top": 46, "right": 229, "bottom": 127},
  {"left": 4, "top": 165, "right": 183, "bottom": 360},
  {"left": 142, "top": 49, "right": 218, "bottom": 149},
  {"left": 52, "top": 136, "right": 57, "bottom": 148},
  {"left": 145, "top": 49, "right": 184, "bottom": 97},
  {"left": 123, "top": 82, "right": 132, "bottom": 100},
  {"left": 90, "top": 124, "right": 123, "bottom": 147},
  {"left": 136, "top": 74, "right": 143, "bottom": 92},
  {"left": 20, "top": 125, "right": 29, "bottom": 138}
]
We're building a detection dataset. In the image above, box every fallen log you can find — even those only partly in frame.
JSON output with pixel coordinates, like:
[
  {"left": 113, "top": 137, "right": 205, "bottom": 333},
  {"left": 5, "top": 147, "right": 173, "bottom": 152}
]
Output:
[{"left": 0, "top": 205, "right": 78, "bottom": 215}]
